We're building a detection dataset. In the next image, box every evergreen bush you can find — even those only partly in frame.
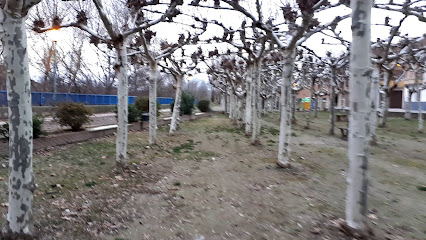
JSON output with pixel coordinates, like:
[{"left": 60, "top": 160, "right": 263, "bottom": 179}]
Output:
[
  {"left": 57, "top": 102, "right": 92, "bottom": 131},
  {"left": 197, "top": 100, "right": 211, "bottom": 112}
]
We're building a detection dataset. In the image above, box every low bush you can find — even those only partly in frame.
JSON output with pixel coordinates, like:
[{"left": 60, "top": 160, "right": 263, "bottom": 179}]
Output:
[
  {"left": 135, "top": 97, "right": 149, "bottom": 113},
  {"left": 197, "top": 100, "right": 211, "bottom": 112},
  {"left": 57, "top": 102, "right": 92, "bottom": 131},
  {"left": 135, "top": 96, "right": 161, "bottom": 116},
  {"left": 181, "top": 92, "right": 195, "bottom": 115},
  {"left": 33, "top": 115, "right": 46, "bottom": 138},
  {"left": 128, "top": 104, "right": 140, "bottom": 123},
  {"left": 0, "top": 122, "right": 9, "bottom": 138},
  {"left": 0, "top": 115, "right": 46, "bottom": 139},
  {"left": 171, "top": 92, "right": 195, "bottom": 115},
  {"left": 114, "top": 104, "right": 140, "bottom": 123}
]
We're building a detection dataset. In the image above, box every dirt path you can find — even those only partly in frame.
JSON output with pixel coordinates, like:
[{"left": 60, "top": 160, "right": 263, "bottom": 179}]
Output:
[
  {"left": 104, "top": 113, "right": 426, "bottom": 240},
  {"left": 1, "top": 113, "right": 422, "bottom": 239}
]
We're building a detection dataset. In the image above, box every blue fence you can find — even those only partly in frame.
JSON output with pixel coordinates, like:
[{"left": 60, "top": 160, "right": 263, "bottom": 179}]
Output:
[
  {"left": 0, "top": 91, "right": 137, "bottom": 106},
  {"left": 405, "top": 102, "right": 426, "bottom": 111},
  {"left": 157, "top": 97, "right": 174, "bottom": 105},
  {"left": 0, "top": 91, "right": 179, "bottom": 107}
]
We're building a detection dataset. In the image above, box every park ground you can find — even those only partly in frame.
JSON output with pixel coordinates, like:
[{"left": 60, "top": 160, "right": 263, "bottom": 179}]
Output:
[{"left": 0, "top": 112, "right": 425, "bottom": 239}]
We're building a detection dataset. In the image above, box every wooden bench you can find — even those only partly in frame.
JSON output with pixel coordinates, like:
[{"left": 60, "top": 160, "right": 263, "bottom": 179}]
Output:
[
  {"left": 336, "top": 113, "right": 348, "bottom": 122},
  {"left": 338, "top": 127, "right": 348, "bottom": 140}
]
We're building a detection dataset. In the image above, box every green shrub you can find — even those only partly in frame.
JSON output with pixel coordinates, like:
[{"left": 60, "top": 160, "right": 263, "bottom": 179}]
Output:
[
  {"left": 0, "top": 116, "right": 46, "bottom": 139},
  {"left": 57, "top": 102, "right": 92, "bottom": 131},
  {"left": 135, "top": 96, "right": 161, "bottom": 116},
  {"left": 128, "top": 104, "right": 140, "bottom": 123},
  {"left": 33, "top": 115, "right": 46, "bottom": 138},
  {"left": 0, "top": 122, "right": 9, "bottom": 139},
  {"left": 114, "top": 104, "right": 140, "bottom": 123},
  {"left": 171, "top": 92, "right": 195, "bottom": 115},
  {"left": 135, "top": 97, "right": 149, "bottom": 113},
  {"left": 197, "top": 100, "right": 211, "bottom": 112},
  {"left": 181, "top": 92, "right": 195, "bottom": 115}
]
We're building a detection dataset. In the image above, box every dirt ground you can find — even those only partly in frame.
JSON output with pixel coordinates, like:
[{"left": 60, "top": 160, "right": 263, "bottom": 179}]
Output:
[{"left": 0, "top": 112, "right": 424, "bottom": 239}]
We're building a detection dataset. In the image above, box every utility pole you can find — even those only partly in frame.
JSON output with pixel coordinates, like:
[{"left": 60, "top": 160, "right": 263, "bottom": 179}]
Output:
[{"left": 53, "top": 40, "right": 57, "bottom": 103}]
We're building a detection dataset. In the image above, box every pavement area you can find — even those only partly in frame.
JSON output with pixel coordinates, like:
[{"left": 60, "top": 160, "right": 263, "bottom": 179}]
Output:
[{"left": 0, "top": 109, "right": 173, "bottom": 133}]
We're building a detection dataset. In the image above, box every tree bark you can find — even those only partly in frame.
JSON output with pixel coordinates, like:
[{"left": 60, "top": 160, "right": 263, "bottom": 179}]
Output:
[
  {"left": 346, "top": 0, "right": 372, "bottom": 231},
  {"left": 277, "top": 50, "right": 295, "bottom": 167},
  {"left": 329, "top": 75, "right": 336, "bottom": 136},
  {"left": 291, "top": 91, "right": 297, "bottom": 124},
  {"left": 115, "top": 41, "right": 129, "bottom": 169},
  {"left": 149, "top": 62, "right": 158, "bottom": 145},
  {"left": 404, "top": 90, "right": 413, "bottom": 120},
  {"left": 379, "top": 71, "right": 390, "bottom": 128},
  {"left": 314, "top": 95, "right": 319, "bottom": 118},
  {"left": 2, "top": 3, "right": 40, "bottom": 236},
  {"left": 379, "top": 92, "right": 389, "bottom": 128},
  {"left": 417, "top": 72, "right": 423, "bottom": 133},
  {"left": 237, "top": 97, "right": 244, "bottom": 127},
  {"left": 244, "top": 71, "right": 252, "bottom": 135},
  {"left": 369, "top": 65, "right": 380, "bottom": 144},
  {"left": 170, "top": 75, "right": 183, "bottom": 134},
  {"left": 251, "top": 60, "right": 261, "bottom": 144}
]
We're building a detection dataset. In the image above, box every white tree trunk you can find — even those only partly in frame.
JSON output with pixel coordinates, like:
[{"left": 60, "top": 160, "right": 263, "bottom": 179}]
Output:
[
  {"left": 404, "top": 91, "right": 413, "bottom": 120},
  {"left": 170, "top": 75, "right": 183, "bottom": 134},
  {"left": 251, "top": 61, "right": 261, "bottom": 144},
  {"left": 291, "top": 92, "right": 297, "bottom": 124},
  {"left": 277, "top": 50, "right": 295, "bottom": 167},
  {"left": 267, "top": 98, "right": 273, "bottom": 112},
  {"left": 245, "top": 70, "right": 253, "bottom": 135},
  {"left": 229, "top": 92, "right": 235, "bottom": 120},
  {"left": 417, "top": 73, "right": 423, "bottom": 133},
  {"left": 149, "top": 63, "right": 158, "bottom": 145},
  {"left": 346, "top": 0, "right": 373, "bottom": 231},
  {"left": 115, "top": 41, "right": 129, "bottom": 168},
  {"left": 329, "top": 80, "right": 336, "bottom": 135},
  {"left": 224, "top": 92, "right": 229, "bottom": 114},
  {"left": 379, "top": 71, "right": 390, "bottom": 128},
  {"left": 369, "top": 65, "right": 380, "bottom": 144},
  {"left": 379, "top": 92, "right": 389, "bottom": 128},
  {"left": 237, "top": 97, "right": 244, "bottom": 127},
  {"left": 2, "top": 8, "right": 36, "bottom": 236}
]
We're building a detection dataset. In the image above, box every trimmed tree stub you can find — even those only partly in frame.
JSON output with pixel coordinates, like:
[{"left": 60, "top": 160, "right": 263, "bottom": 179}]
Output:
[
  {"left": 277, "top": 50, "right": 295, "bottom": 168},
  {"left": 2, "top": 5, "right": 38, "bottom": 236},
  {"left": 346, "top": 0, "right": 373, "bottom": 232},
  {"left": 115, "top": 41, "right": 129, "bottom": 169}
]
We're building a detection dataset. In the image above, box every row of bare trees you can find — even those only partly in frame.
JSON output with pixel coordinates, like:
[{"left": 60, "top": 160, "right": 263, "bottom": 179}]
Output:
[{"left": 0, "top": 0, "right": 425, "bottom": 238}]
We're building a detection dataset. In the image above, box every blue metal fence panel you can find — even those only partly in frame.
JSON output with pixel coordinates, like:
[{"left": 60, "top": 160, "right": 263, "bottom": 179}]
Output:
[
  {"left": 157, "top": 97, "right": 174, "bottom": 105},
  {"left": 0, "top": 91, "right": 7, "bottom": 106},
  {"left": 407, "top": 102, "right": 426, "bottom": 111},
  {"left": 129, "top": 96, "right": 136, "bottom": 104},
  {"left": 0, "top": 91, "right": 172, "bottom": 106}
]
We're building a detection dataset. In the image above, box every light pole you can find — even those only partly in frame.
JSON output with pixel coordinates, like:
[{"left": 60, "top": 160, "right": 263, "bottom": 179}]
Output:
[
  {"left": 186, "top": 74, "right": 193, "bottom": 92},
  {"left": 53, "top": 40, "right": 57, "bottom": 103}
]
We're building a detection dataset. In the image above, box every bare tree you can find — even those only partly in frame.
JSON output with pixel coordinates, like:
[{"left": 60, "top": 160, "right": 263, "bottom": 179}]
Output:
[
  {"left": 345, "top": 0, "right": 372, "bottom": 232},
  {"left": 219, "top": 0, "right": 349, "bottom": 167},
  {"left": 34, "top": 0, "right": 180, "bottom": 169},
  {"left": 1, "top": 0, "right": 42, "bottom": 237}
]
